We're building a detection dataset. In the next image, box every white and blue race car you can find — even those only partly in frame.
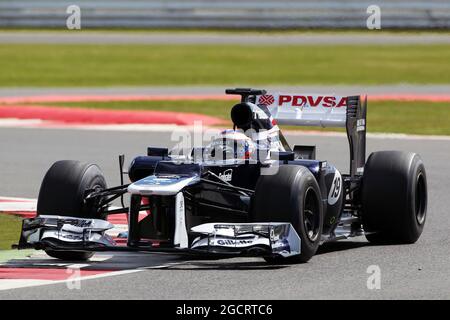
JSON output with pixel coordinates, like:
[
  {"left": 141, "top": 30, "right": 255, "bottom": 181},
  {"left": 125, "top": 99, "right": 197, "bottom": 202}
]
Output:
[{"left": 17, "top": 88, "right": 428, "bottom": 263}]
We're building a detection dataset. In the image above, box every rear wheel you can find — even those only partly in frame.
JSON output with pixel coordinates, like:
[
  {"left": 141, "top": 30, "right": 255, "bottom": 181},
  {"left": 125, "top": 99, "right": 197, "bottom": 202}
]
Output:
[
  {"left": 362, "top": 151, "right": 427, "bottom": 244},
  {"left": 37, "top": 160, "right": 107, "bottom": 261},
  {"left": 252, "top": 165, "right": 323, "bottom": 263}
]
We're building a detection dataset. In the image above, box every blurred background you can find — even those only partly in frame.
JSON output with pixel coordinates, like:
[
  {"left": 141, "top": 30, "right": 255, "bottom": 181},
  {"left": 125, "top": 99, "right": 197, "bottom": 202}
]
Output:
[
  {"left": 0, "top": 0, "right": 449, "bottom": 135},
  {"left": 1, "top": 0, "right": 449, "bottom": 29}
]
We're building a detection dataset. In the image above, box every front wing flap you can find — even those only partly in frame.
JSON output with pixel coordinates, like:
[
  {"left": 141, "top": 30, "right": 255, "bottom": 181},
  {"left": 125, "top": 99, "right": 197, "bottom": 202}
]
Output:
[
  {"left": 18, "top": 215, "right": 116, "bottom": 250},
  {"left": 190, "top": 223, "right": 301, "bottom": 257}
]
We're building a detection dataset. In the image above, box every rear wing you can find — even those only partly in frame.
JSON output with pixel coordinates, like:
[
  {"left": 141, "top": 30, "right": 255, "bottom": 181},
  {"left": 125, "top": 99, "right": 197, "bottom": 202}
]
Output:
[
  {"left": 257, "top": 93, "right": 348, "bottom": 128},
  {"left": 226, "top": 89, "right": 367, "bottom": 177}
]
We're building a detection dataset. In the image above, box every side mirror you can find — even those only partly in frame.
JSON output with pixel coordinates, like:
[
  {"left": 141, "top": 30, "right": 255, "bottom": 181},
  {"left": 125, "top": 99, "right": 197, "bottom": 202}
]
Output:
[
  {"left": 270, "top": 151, "right": 295, "bottom": 161},
  {"left": 147, "top": 147, "right": 168, "bottom": 158},
  {"left": 293, "top": 145, "right": 316, "bottom": 160}
]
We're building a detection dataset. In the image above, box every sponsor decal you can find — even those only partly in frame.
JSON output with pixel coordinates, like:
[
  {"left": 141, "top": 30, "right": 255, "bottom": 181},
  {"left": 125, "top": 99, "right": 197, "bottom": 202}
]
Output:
[
  {"left": 328, "top": 170, "right": 342, "bottom": 205},
  {"left": 58, "top": 232, "right": 84, "bottom": 240},
  {"left": 258, "top": 94, "right": 275, "bottom": 106},
  {"left": 174, "top": 192, "right": 188, "bottom": 248},
  {"left": 278, "top": 95, "right": 347, "bottom": 108},
  {"left": 216, "top": 239, "right": 253, "bottom": 246},
  {"left": 61, "top": 219, "right": 92, "bottom": 228},
  {"left": 218, "top": 169, "right": 233, "bottom": 182},
  {"left": 258, "top": 94, "right": 347, "bottom": 108},
  {"left": 357, "top": 119, "right": 366, "bottom": 132}
]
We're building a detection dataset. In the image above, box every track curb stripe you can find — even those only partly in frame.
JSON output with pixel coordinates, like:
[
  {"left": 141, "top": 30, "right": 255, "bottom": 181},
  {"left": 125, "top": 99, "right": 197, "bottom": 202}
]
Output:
[
  {"left": 0, "top": 105, "right": 224, "bottom": 126},
  {"left": 0, "top": 93, "right": 450, "bottom": 104}
]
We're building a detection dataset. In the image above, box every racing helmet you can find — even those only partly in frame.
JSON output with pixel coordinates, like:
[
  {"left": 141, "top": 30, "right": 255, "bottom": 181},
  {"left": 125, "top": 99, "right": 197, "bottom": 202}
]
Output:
[{"left": 204, "top": 129, "right": 256, "bottom": 162}]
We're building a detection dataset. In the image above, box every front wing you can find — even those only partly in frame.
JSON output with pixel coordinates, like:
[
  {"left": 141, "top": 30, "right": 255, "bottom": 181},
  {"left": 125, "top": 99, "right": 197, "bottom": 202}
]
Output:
[{"left": 17, "top": 216, "right": 301, "bottom": 258}]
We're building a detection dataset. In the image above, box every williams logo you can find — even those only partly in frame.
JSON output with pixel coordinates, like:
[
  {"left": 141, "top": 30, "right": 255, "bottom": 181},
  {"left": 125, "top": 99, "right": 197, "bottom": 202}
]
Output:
[{"left": 218, "top": 169, "right": 233, "bottom": 182}]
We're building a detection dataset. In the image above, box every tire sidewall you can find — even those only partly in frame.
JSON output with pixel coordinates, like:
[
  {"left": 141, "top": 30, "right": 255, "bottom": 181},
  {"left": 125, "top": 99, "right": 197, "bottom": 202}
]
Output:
[
  {"left": 403, "top": 157, "right": 427, "bottom": 241},
  {"left": 290, "top": 169, "right": 323, "bottom": 261},
  {"left": 77, "top": 165, "right": 107, "bottom": 219},
  {"left": 253, "top": 165, "right": 324, "bottom": 263}
]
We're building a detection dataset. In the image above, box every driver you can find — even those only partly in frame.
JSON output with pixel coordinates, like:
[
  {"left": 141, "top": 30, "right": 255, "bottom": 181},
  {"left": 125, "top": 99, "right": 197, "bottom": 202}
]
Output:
[{"left": 204, "top": 129, "right": 256, "bottom": 162}]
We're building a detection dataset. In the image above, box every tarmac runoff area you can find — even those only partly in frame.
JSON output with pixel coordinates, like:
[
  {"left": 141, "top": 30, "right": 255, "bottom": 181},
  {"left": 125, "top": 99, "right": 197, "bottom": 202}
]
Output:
[
  {"left": 0, "top": 82, "right": 449, "bottom": 298},
  {"left": 1, "top": 31, "right": 450, "bottom": 45}
]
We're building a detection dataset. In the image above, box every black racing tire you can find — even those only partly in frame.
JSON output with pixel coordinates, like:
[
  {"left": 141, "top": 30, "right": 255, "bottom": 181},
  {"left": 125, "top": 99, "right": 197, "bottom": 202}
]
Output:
[
  {"left": 252, "top": 165, "right": 323, "bottom": 263},
  {"left": 362, "top": 151, "right": 427, "bottom": 244},
  {"left": 37, "top": 160, "right": 107, "bottom": 261}
]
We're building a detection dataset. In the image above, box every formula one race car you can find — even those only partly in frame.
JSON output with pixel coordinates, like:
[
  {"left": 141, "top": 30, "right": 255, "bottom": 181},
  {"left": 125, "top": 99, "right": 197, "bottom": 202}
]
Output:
[{"left": 17, "top": 88, "right": 428, "bottom": 263}]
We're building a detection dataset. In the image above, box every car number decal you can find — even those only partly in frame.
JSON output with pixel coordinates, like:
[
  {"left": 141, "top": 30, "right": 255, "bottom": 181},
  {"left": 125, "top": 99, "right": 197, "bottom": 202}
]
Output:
[{"left": 328, "top": 170, "right": 342, "bottom": 205}]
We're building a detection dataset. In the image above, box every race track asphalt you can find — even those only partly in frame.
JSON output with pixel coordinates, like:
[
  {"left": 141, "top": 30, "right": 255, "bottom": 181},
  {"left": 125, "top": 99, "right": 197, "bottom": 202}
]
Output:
[
  {"left": 1, "top": 31, "right": 450, "bottom": 45},
  {"left": 2, "top": 84, "right": 450, "bottom": 97},
  {"left": 0, "top": 127, "right": 449, "bottom": 299}
]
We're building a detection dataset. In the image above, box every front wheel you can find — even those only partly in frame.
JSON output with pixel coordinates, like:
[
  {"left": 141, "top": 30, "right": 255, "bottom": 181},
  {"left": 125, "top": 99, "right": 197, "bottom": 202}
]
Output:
[
  {"left": 37, "top": 160, "right": 107, "bottom": 261},
  {"left": 252, "top": 165, "right": 324, "bottom": 263}
]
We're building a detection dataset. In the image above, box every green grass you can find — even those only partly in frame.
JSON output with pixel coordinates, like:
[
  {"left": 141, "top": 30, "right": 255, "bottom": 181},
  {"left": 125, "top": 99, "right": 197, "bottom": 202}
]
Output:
[
  {"left": 40, "top": 99, "right": 450, "bottom": 135},
  {"left": 1, "top": 44, "right": 450, "bottom": 86},
  {"left": 0, "top": 214, "right": 22, "bottom": 250},
  {"left": 364, "top": 101, "right": 450, "bottom": 135}
]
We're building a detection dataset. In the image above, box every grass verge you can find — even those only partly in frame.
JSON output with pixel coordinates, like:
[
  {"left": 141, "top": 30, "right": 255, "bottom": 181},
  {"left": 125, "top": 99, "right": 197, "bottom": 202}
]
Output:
[
  {"left": 0, "top": 44, "right": 450, "bottom": 86},
  {"left": 37, "top": 99, "right": 450, "bottom": 136},
  {"left": 0, "top": 213, "right": 22, "bottom": 250}
]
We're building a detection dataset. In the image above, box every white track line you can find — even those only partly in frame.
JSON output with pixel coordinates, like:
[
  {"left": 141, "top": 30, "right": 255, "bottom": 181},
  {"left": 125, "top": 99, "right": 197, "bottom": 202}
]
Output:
[
  {"left": 0, "top": 202, "right": 36, "bottom": 211},
  {"left": 0, "top": 196, "right": 37, "bottom": 211},
  {"left": 0, "top": 118, "right": 185, "bottom": 132},
  {"left": 1, "top": 118, "right": 449, "bottom": 141},
  {"left": 0, "top": 196, "right": 36, "bottom": 202},
  {"left": 1, "top": 118, "right": 450, "bottom": 141}
]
